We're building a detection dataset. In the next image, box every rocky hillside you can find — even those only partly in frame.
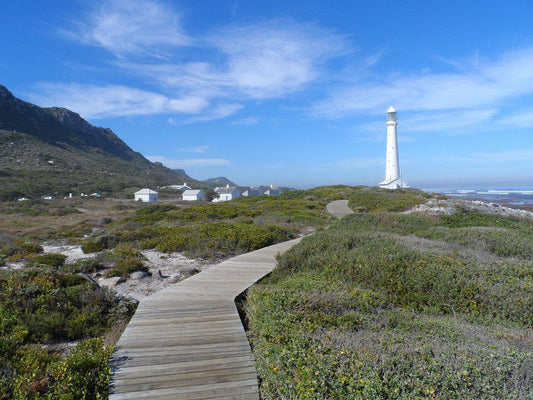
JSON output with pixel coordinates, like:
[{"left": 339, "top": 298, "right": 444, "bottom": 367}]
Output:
[
  {"left": 202, "top": 176, "right": 237, "bottom": 186},
  {"left": 0, "top": 85, "right": 206, "bottom": 200}
]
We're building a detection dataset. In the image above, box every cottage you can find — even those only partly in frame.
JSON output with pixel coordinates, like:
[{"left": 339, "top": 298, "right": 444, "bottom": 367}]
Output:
[
  {"left": 162, "top": 183, "right": 191, "bottom": 191},
  {"left": 242, "top": 187, "right": 262, "bottom": 197},
  {"left": 213, "top": 184, "right": 241, "bottom": 202},
  {"left": 134, "top": 189, "right": 158, "bottom": 202},
  {"left": 264, "top": 184, "right": 281, "bottom": 196},
  {"left": 182, "top": 189, "right": 206, "bottom": 201}
]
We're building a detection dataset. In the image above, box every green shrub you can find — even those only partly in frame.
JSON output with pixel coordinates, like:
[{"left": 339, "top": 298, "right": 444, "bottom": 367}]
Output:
[
  {"left": 81, "top": 234, "right": 118, "bottom": 253},
  {"left": 105, "top": 257, "right": 149, "bottom": 279},
  {"left": 67, "top": 258, "right": 106, "bottom": 274},
  {"left": 27, "top": 253, "right": 67, "bottom": 267},
  {"left": 50, "top": 338, "right": 113, "bottom": 399},
  {"left": 245, "top": 206, "right": 533, "bottom": 399},
  {"left": 0, "top": 269, "right": 134, "bottom": 342},
  {"left": 1, "top": 241, "right": 43, "bottom": 261},
  {"left": 7, "top": 338, "right": 113, "bottom": 399},
  {"left": 144, "top": 222, "right": 296, "bottom": 259}
]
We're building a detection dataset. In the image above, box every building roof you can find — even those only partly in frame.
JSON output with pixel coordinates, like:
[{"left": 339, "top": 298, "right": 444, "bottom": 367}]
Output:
[
  {"left": 135, "top": 189, "right": 158, "bottom": 195},
  {"left": 183, "top": 189, "right": 204, "bottom": 196},
  {"left": 217, "top": 186, "right": 238, "bottom": 194}
]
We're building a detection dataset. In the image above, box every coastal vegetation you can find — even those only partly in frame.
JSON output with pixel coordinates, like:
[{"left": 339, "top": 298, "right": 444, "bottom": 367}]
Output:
[
  {"left": 245, "top": 203, "right": 533, "bottom": 399},
  {"left": 0, "top": 185, "right": 462, "bottom": 398}
]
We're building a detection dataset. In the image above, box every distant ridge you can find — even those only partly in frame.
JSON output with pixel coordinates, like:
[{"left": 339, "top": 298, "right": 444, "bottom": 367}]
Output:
[
  {"left": 0, "top": 84, "right": 207, "bottom": 199},
  {"left": 203, "top": 176, "right": 238, "bottom": 186}
]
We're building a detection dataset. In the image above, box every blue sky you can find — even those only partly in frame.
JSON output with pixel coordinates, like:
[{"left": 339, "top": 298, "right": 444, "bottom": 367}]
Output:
[{"left": 2, "top": 0, "right": 533, "bottom": 188}]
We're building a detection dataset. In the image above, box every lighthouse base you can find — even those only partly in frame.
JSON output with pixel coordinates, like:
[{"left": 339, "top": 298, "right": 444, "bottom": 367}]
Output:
[{"left": 379, "top": 178, "right": 409, "bottom": 190}]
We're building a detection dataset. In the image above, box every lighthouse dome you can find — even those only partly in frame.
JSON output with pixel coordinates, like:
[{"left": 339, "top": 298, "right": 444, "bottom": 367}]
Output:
[{"left": 387, "top": 106, "right": 396, "bottom": 113}]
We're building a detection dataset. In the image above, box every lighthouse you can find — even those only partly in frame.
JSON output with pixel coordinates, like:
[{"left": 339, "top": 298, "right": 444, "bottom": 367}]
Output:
[{"left": 379, "top": 106, "right": 409, "bottom": 189}]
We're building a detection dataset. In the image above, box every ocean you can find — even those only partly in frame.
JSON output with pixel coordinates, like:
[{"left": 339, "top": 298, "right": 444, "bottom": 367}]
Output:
[{"left": 422, "top": 186, "right": 533, "bottom": 207}]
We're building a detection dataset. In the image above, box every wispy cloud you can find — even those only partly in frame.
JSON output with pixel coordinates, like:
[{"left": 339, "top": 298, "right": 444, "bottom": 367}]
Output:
[
  {"left": 496, "top": 109, "right": 533, "bottom": 128},
  {"left": 358, "top": 108, "right": 498, "bottom": 136},
  {"left": 231, "top": 117, "right": 259, "bottom": 125},
  {"left": 441, "top": 149, "right": 533, "bottom": 165},
  {"left": 206, "top": 20, "right": 349, "bottom": 99},
  {"left": 54, "top": 4, "right": 350, "bottom": 121},
  {"left": 120, "top": 19, "right": 350, "bottom": 100},
  {"left": 147, "top": 155, "right": 230, "bottom": 168},
  {"left": 29, "top": 83, "right": 208, "bottom": 119},
  {"left": 70, "top": 0, "right": 189, "bottom": 58},
  {"left": 184, "top": 103, "right": 243, "bottom": 123},
  {"left": 178, "top": 145, "right": 209, "bottom": 154},
  {"left": 313, "top": 48, "right": 533, "bottom": 118}
]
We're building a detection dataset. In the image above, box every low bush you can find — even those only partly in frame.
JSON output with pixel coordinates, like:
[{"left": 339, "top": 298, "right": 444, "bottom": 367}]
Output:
[
  {"left": 1, "top": 241, "right": 43, "bottom": 262},
  {"left": 5, "top": 338, "right": 113, "bottom": 399},
  {"left": 0, "top": 268, "right": 135, "bottom": 342},
  {"left": 105, "top": 257, "right": 149, "bottom": 279},
  {"left": 81, "top": 234, "right": 119, "bottom": 253},
  {"left": 27, "top": 253, "right": 67, "bottom": 267},
  {"left": 142, "top": 222, "right": 296, "bottom": 259},
  {"left": 67, "top": 257, "right": 106, "bottom": 274},
  {"left": 245, "top": 206, "right": 533, "bottom": 399}
]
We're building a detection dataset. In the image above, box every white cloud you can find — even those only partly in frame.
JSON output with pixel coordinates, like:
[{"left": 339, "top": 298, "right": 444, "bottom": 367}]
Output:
[
  {"left": 184, "top": 103, "right": 243, "bottom": 123},
  {"left": 147, "top": 156, "right": 230, "bottom": 168},
  {"left": 72, "top": 0, "right": 189, "bottom": 57},
  {"left": 313, "top": 48, "right": 533, "bottom": 118},
  {"left": 119, "top": 19, "right": 350, "bottom": 101},
  {"left": 53, "top": 8, "right": 351, "bottom": 122},
  {"left": 178, "top": 145, "right": 209, "bottom": 154},
  {"left": 29, "top": 83, "right": 208, "bottom": 119},
  {"left": 207, "top": 20, "right": 349, "bottom": 98}
]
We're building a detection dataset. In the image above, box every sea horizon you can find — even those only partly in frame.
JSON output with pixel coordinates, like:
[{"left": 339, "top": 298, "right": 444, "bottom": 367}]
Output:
[{"left": 422, "top": 185, "right": 533, "bottom": 206}]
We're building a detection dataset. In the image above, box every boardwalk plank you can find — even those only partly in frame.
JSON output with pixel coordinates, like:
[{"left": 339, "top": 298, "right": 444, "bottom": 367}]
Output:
[{"left": 109, "top": 238, "right": 302, "bottom": 399}]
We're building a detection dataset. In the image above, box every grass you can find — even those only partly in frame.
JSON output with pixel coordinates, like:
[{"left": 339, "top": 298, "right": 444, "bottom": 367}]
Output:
[{"left": 245, "top": 202, "right": 533, "bottom": 399}]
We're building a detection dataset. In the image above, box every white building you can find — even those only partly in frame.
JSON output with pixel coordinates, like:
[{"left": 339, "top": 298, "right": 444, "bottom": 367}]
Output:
[
  {"left": 182, "top": 189, "right": 206, "bottom": 201},
  {"left": 264, "top": 184, "right": 281, "bottom": 196},
  {"left": 162, "top": 183, "right": 191, "bottom": 191},
  {"left": 242, "top": 187, "right": 262, "bottom": 196},
  {"left": 134, "top": 188, "right": 159, "bottom": 202},
  {"left": 379, "top": 106, "right": 409, "bottom": 189},
  {"left": 213, "top": 184, "right": 241, "bottom": 202}
]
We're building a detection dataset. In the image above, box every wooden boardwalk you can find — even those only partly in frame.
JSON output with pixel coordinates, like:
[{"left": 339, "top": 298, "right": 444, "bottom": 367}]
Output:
[
  {"left": 109, "top": 238, "right": 301, "bottom": 399},
  {"left": 109, "top": 201, "right": 353, "bottom": 399}
]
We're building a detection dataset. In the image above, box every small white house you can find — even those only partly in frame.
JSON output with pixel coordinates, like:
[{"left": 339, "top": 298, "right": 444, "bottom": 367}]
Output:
[
  {"left": 182, "top": 189, "right": 206, "bottom": 201},
  {"left": 162, "top": 183, "right": 191, "bottom": 191},
  {"left": 242, "top": 187, "right": 262, "bottom": 196},
  {"left": 264, "top": 184, "right": 281, "bottom": 196},
  {"left": 134, "top": 189, "right": 158, "bottom": 202},
  {"left": 213, "top": 185, "right": 241, "bottom": 202}
]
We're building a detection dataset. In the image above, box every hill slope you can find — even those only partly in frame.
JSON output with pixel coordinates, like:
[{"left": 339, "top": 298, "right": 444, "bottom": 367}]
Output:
[
  {"left": 0, "top": 85, "right": 206, "bottom": 199},
  {"left": 202, "top": 176, "right": 237, "bottom": 187}
]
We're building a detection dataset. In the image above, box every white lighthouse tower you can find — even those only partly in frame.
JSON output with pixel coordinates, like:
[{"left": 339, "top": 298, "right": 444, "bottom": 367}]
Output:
[{"left": 379, "top": 106, "right": 409, "bottom": 189}]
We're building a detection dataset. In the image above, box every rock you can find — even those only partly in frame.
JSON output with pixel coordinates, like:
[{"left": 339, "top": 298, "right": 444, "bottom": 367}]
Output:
[
  {"left": 99, "top": 276, "right": 124, "bottom": 288},
  {"left": 180, "top": 267, "right": 200, "bottom": 278},
  {"left": 130, "top": 271, "right": 150, "bottom": 280},
  {"left": 168, "top": 274, "right": 183, "bottom": 284}
]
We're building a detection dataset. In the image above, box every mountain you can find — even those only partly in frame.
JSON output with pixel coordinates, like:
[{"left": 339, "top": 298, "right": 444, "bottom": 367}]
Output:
[
  {"left": 203, "top": 177, "right": 237, "bottom": 187},
  {"left": 0, "top": 85, "right": 207, "bottom": 200}
]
